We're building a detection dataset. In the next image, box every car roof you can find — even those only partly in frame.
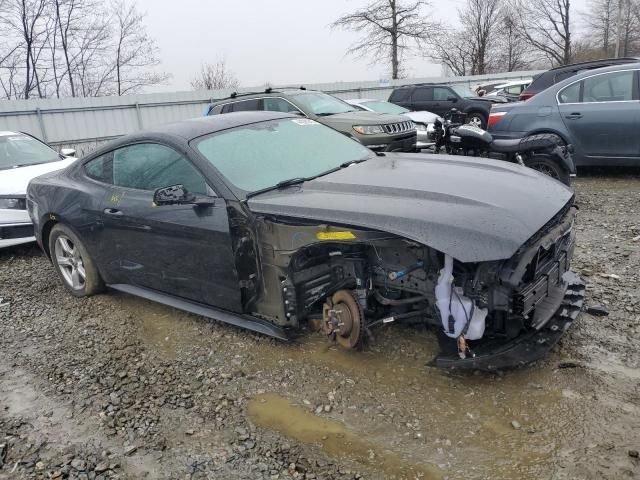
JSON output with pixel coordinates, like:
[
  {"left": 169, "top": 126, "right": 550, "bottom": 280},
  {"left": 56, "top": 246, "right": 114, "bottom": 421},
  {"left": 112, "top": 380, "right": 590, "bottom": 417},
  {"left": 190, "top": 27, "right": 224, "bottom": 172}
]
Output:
[
  {"left": 155, "top": 111, "right": 296, "bottom": 139},
  {"left": 557, "top": 61, "right": 640, "bottom": 84},
  {"left": 208, "top": 88, "right": 318, "bottom": 106},
  {"left": 346, "top": 98, "right": 377, "bottom": 103},
  {"left": 546, "top": 57, "right": 638, "bottom": 72},
  {"left": 0, "top": 131, "right": 20, "bottom": 136},
  {"left": 87, "top": 112, "right": 296, "bottom": 159}
]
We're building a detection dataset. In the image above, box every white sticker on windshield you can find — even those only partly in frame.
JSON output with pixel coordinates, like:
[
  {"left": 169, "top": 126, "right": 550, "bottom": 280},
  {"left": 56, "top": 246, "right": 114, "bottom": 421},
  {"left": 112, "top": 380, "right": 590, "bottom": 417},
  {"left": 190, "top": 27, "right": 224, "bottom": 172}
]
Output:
[{"left": 292, "top": 119, "right": 318, "bottom": 126}]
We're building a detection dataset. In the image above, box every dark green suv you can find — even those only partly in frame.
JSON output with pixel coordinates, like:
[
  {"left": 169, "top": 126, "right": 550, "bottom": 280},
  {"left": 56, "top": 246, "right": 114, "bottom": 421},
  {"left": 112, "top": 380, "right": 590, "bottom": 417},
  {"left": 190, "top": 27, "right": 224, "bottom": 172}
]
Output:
[{"left": 205, "top": 88, "right": 417, "bottom": 152}]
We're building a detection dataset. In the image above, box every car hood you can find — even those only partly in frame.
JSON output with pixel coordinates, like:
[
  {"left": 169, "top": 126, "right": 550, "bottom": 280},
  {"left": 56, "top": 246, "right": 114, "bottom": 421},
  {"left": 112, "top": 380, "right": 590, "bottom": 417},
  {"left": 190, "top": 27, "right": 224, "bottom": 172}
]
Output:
[
  {"left": 0, "top": 157, "right": 76, "bottom": 195},
  {"left": 319, "top": 111, "right": 409, "bottom": 126},
  {"left": 403, "top": 111, "right": 441, "bottom": 124},
  {"left": 248, "top": 154, "right": 573, "bottom": 263}
]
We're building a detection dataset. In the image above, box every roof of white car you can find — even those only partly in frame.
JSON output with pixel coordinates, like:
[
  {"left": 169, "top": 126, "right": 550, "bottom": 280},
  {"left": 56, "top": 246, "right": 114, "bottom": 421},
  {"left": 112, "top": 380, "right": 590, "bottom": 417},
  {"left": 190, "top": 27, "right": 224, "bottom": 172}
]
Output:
[{"left": 0, "top": 131, "right": 19, "bottom": 136}]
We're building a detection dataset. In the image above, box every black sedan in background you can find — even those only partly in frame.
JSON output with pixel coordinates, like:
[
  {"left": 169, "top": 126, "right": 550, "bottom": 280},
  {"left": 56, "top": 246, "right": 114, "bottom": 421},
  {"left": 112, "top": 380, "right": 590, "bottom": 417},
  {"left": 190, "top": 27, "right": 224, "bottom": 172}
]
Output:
[{"left": 27, "top": 112, "right": 584, "bottom": 370}]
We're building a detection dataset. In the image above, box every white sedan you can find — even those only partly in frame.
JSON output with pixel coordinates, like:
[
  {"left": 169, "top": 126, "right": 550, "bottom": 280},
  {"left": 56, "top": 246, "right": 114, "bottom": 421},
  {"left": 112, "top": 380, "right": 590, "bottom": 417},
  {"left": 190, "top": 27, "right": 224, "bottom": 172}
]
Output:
[
  {"left": 0, "top": 131, "right": 76, "bottom": 248},
  {"left": 346, "top": 98, "right": 441, "bottom": 150}
]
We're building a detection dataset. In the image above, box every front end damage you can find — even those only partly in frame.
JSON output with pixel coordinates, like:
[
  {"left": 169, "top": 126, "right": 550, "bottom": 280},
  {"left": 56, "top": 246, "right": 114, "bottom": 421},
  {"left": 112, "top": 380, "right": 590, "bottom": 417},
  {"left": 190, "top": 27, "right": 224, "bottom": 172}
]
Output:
[{"left": 248, "top": 201, "right": 583, "bottom": 371}]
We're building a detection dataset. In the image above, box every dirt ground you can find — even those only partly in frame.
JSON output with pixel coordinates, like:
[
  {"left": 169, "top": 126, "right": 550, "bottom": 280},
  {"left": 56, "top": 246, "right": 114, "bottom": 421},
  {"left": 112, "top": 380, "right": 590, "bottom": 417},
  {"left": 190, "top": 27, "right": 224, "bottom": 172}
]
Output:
[{"left": 1, "top": 171, "right": 639, "bottom": 480}]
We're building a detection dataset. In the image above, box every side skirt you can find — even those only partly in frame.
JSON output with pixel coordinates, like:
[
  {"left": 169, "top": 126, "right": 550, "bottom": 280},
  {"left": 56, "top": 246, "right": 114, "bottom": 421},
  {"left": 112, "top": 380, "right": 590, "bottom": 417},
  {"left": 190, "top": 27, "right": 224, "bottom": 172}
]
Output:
[{"left": 108, "top": 283, "right": 288, "bottom": 341}]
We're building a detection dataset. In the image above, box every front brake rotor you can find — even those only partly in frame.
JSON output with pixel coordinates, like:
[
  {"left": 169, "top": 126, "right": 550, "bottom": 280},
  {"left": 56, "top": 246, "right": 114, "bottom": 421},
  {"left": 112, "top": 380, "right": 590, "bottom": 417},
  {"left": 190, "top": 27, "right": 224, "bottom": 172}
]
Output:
[{"left": 322, "top": 289, "right": 364, "bottom": 349}]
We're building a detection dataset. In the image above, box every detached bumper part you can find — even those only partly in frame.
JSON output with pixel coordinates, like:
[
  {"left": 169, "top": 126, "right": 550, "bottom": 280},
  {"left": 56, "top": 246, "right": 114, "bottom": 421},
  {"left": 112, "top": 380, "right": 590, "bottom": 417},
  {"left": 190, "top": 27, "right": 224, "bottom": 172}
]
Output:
[{"left": 432, "top": 272, "right": 585, "bottom": 371}]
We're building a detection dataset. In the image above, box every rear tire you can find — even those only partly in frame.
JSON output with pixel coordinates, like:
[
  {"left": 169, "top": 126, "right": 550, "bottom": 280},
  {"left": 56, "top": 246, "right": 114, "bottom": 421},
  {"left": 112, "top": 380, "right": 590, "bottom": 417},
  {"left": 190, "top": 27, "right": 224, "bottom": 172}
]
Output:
[
  {"left": 49, "top": 224, "right": 104, "bottom": 297},
  {"left": 524, "top": 154, "right": 571, "bottom": 186}
]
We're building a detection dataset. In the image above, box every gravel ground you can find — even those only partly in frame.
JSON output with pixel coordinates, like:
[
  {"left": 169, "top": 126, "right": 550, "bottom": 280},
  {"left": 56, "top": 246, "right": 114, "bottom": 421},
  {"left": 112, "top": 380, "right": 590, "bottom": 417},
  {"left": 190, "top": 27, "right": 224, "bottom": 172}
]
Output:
[{"left": 1, "top": 171, "right": 639, "bottom": 480}]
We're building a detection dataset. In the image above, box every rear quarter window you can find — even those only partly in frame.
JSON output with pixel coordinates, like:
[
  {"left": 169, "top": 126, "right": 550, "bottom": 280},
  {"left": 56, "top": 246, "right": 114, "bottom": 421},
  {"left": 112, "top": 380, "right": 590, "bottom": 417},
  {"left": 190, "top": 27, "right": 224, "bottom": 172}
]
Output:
[
  {"left": 389, "top": 89, "right": 411, "bottom": 102},
  {"left": 84, "top": 152, "right": 113, "bottom": 183}
]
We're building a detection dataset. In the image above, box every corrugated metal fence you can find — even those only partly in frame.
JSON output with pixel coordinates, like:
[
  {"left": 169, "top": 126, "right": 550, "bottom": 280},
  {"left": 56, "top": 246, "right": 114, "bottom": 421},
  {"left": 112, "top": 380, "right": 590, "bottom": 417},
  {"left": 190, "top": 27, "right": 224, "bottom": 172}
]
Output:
[{"left": 0, "top": 70, "right": 540, "bottom": 156}]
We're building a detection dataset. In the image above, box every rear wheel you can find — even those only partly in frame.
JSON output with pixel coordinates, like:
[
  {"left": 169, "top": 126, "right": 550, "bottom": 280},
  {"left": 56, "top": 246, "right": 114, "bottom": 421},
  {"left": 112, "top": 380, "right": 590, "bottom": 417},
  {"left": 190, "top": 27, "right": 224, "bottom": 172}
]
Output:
[
  {"left": 524, "top": 154, "right": 571, "bottom": 186},
  {"left": 49, "top": 224, "right": 104, "bottom": 297}
]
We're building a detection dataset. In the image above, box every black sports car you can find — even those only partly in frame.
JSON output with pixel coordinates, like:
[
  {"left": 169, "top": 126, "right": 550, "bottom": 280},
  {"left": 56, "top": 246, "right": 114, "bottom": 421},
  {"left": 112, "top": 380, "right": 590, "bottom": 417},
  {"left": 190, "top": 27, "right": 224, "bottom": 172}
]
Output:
[{"left": 27, "top": 112, "right": 584, "bottom": 370}]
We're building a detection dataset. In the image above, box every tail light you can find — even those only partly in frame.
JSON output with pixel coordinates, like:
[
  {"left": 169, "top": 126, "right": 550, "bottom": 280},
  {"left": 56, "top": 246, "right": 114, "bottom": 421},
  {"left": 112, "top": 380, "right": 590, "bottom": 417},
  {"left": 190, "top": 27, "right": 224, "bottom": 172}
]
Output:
[
  {"left": 488, "top": 111, "right": 507, "bottom": 129},
  {"left": 519, "top": 92, "right": 535, "bottom": 101}
]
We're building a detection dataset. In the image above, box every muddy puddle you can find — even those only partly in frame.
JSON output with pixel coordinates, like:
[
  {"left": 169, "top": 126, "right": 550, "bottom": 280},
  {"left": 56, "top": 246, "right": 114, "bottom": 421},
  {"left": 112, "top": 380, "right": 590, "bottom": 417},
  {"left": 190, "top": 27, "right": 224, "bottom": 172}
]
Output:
[
  {"left": 248, "top": 393, "right": 443, "bottom": 479},
  {"left": 114, "top": 294, "right": 207, "bottom": 358}
]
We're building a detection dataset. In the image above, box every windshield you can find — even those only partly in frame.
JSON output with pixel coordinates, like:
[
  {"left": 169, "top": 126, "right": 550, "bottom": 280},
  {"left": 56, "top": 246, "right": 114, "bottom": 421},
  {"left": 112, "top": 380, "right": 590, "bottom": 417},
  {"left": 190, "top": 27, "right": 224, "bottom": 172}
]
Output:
[
  {"left": 292, "top": 92, "right": 357, "bottom": 116},
  {"left": 450, "top": 85, "right": 476, "bottom": 98},
  {"left": 0, "top": 134, "right": 60, "bottom": 170},
  {"left": 361, "top": 101, "right": 409, "bottom": 114},
  {"left": 194, "top": 118, "right": 371, "bottom": 195}
]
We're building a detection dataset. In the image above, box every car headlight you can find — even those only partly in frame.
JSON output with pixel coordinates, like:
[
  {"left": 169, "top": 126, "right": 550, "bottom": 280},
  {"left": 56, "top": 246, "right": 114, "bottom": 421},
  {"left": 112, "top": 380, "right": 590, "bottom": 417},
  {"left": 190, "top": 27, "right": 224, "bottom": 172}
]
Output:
[
  {"left": 0, "top": 197, "right": 26, "bottom": 210},
  {"left": 415, "top": 123, "right": 427, "bottom": 131},
  {"left": 353, "top": 125, "right": 384, "bottom": 135}
]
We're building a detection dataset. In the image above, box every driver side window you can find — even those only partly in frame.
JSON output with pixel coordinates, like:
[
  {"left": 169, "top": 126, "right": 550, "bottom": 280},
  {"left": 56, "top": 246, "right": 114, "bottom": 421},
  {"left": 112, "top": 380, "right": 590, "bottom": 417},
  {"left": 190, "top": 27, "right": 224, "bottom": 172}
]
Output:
[{"left": 84, "top": 144, "right": 209, "bottom": 195}]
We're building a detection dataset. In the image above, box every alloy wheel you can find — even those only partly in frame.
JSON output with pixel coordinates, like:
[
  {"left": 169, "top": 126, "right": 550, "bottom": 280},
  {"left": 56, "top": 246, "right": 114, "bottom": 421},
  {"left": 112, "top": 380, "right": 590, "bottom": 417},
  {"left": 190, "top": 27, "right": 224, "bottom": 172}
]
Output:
[{"left": 54, "top": 235, "right": 86, "bottom": 290}]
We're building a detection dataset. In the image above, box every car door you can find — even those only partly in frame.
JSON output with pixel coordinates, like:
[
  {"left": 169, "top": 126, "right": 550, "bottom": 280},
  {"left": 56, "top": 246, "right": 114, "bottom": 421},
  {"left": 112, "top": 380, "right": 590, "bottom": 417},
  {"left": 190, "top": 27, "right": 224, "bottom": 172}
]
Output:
[
  {"left": 558, "top": 69, "right": 640, "bottom": 162},
  {"left": 432, "top": 86, "right": 458, "bottom": 115},
  {"left": 409, "top": 86, "right": 434, "bottom": 112},
  {"left": 97, "top": 142, "right": 242, "bottom": 312}
]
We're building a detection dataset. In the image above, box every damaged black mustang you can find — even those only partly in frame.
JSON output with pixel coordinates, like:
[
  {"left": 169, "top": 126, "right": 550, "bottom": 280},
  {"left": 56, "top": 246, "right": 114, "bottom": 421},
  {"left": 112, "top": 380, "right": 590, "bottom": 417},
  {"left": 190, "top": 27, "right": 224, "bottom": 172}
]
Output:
[{"left": 27, "top": 112, "right": 585, "bottom": 370}]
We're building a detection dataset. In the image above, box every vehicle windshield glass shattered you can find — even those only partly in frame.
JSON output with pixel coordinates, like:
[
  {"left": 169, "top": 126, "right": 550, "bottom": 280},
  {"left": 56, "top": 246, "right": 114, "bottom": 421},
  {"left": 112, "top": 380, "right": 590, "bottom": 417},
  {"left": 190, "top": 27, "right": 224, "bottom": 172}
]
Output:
[
  {"left": 450, "top": 85, "right": 476, "bottom": 98},
  {"left": 0, "top": 134, "right": 60, "bottom": 170},
  {"left": 292, "top": 92, "right": 357, "bottom": 115},
  {"left": 194, "top": 118, "right": 371, "bottom": 194},
  {"left": 362, "top": 101, "right": 409, "bottom": 114}
]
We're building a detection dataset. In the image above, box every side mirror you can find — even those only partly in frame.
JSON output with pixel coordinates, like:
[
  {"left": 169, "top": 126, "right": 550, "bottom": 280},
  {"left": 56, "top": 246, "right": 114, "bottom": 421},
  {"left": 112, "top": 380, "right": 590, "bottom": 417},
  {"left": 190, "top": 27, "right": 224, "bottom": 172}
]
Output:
[
  {"left": 153, "top": 184, "right": 195, "bottom": 206},
  {"left": 60, "top": 147, "right": 76, "bottom": 157},
  {"left": 447, "top": 96, "right": 458, "bottom": 103}
]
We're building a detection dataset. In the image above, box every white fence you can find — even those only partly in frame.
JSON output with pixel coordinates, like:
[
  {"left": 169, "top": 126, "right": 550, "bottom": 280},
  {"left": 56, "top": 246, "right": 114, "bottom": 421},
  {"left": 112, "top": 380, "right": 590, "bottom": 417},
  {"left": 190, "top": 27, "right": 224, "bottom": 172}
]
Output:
[{"left": 0, "top": 70, "right": 540, "bottom": 156}]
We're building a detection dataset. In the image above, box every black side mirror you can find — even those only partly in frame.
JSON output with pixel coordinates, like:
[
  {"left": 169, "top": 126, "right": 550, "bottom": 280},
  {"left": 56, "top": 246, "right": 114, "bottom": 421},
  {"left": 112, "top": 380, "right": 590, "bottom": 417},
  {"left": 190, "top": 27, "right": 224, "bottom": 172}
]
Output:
[
  {"left": 153, "top": 184, "right": 195, "bottom": 206},
  {"left": 447, "top": 96, "right": 458, "bottom": 103}
]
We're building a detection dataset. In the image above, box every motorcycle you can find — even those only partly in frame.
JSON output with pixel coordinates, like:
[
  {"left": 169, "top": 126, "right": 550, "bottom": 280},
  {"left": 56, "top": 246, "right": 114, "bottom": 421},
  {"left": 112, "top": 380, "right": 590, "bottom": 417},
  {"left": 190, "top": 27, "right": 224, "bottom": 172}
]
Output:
[{"left": 433, "top": 109, "right": 575, "bottom": 186}]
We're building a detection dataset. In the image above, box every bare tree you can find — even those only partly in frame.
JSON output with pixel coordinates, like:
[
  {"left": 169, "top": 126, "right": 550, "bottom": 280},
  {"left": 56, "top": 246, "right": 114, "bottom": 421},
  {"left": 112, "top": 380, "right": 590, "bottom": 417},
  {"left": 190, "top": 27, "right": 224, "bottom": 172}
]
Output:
[
  {"left": 513, "top": 0, "right": 572, "bottom": 66},
  {"left": 459, "top": 0, "right": 501, "bottom": 75},
  {"left": 431, "top": 30, "right": 474, "bottom": 76},
  {"left": 331, "top": 0, "right": 438, "bottom": 79},
  {"left": 494, "top": 5, "right": 529, "bottom": 71},
  {"left": 582, "top": 0, "right": 616, "bottom": 55},
  {"left": 110, "top": 0, "right": 169, "bottom": 96},
  {"left": 430, "top": 0, "right": 502, "bottom": 75},
  {"left": 579, "top": 0, "right": 640, "bottom": 59},
  {"left": 191, "top": 60, "right": 239, "bottom": 91},
  {"left": 0, "top": 0, "right": 51, "bottom": 98}
]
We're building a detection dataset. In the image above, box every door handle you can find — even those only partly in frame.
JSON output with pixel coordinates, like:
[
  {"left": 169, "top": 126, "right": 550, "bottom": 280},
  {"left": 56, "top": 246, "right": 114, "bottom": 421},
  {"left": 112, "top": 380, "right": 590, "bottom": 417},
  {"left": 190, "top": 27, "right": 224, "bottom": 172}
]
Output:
[
  {"left": 103, "top": 208, "right": 123, "bottom": 216},
  {"left": 565, "top": 112, "right": 583, "bottom": 119}
]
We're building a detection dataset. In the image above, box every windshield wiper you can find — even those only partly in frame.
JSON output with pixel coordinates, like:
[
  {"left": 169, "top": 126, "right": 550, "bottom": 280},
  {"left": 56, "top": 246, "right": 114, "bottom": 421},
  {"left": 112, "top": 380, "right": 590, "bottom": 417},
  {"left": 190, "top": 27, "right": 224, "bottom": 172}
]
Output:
[
  {"left": 245, "top": 177, "right": 308, "bottom": 200},
  {"left": 245, "top": 158, "right": 370, "bottom": 201}
]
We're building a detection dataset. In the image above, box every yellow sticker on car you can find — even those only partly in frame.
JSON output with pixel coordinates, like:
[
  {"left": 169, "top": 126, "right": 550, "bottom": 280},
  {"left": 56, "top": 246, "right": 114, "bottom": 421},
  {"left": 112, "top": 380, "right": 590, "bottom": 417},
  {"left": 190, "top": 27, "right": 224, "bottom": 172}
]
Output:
[{"left": 316, "top": 231, "right": 356, "bottom": 240}]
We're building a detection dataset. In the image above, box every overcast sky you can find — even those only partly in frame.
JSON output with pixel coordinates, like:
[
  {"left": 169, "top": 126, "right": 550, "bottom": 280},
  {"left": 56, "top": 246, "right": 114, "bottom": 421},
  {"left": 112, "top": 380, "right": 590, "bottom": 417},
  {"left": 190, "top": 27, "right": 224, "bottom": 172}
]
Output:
[{"left": 136, "top": 0, "right": 588, "bottom": 92}]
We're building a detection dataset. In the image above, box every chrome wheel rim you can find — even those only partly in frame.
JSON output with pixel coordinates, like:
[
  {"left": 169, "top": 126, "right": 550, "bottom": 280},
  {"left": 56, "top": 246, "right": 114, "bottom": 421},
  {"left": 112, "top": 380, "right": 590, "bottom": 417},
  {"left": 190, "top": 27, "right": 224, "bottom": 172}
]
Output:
[
  {"left": 467, "top": 116, "right": 483, "bottom": 128},
  {"left": 54, "top": 235, "right": 86, "bottom": 290}
]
